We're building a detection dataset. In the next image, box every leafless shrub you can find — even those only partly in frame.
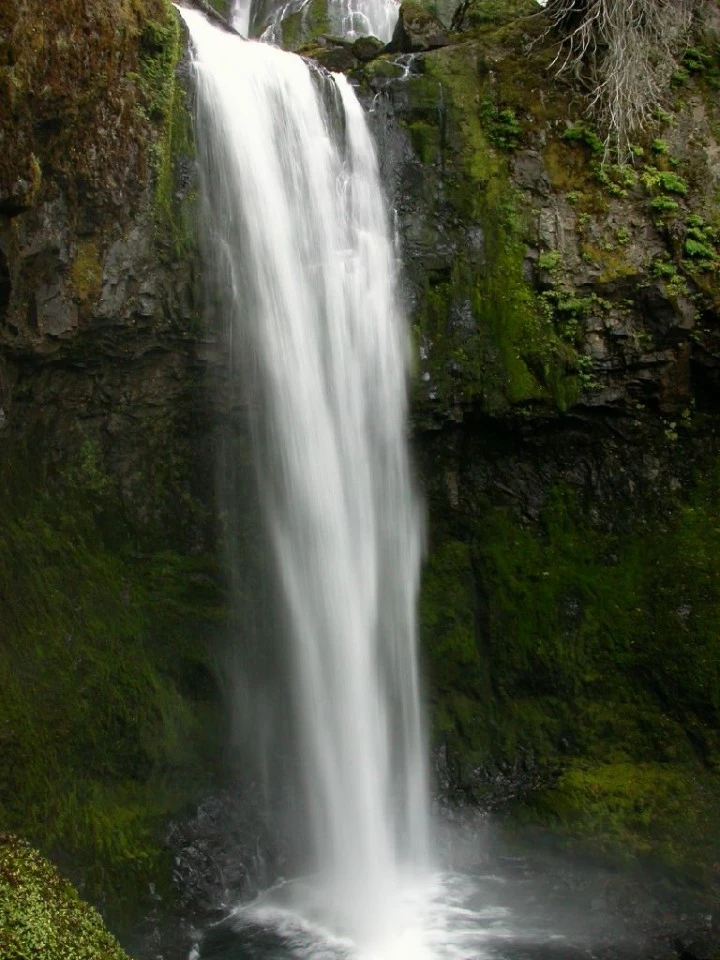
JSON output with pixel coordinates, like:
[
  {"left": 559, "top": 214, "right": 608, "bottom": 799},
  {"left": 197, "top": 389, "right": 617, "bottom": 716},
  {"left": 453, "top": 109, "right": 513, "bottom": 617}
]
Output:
[{"left": 545, "top": 0, "right": 695, "bottom": 160}]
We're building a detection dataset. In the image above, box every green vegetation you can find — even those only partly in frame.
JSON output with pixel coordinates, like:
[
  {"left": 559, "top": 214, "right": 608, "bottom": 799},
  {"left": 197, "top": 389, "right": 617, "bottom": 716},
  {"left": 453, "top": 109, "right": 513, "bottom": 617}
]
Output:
[
  {"left": 561, "top": 126, "right": 640, "bottom": 197},
  {"left": 421, "top": 468, "right": 720, "bottom": 873},
  {"left": 641, "top": 166, "right": 689, "bottom": 196},
  {"left": 280, "top": 0, "right": 329, "bottom": 51},
  {"left": 0, "top": 836, "right": 130, "bottom": 960},
  {"left": 134, "top": 7, "right": 196, "bottom": 256},
  {"left": 682, "top": 215, "right": 720, "bottom": 272},
  {"left": 650, "top": 195, "right": 680, "bottom": 215},
  {"left": 451, "top": 0, "right": 537, "bottom": 33},
  {"left": 0, "top": 439, "right": 225, "bottom": 903},
  {"left": 562, "top": 124, "right": 604, "bottom": 157},
  {"left": 480, "top": 99, "right": 522, "bottom": 151},
  {"left": 403, "top": 44, "right": 583, "bottom": 418}
]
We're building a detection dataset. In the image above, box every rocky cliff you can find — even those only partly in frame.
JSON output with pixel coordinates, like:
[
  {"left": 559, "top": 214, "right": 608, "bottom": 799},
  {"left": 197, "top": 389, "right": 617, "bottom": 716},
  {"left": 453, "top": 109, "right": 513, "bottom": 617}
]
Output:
[
  {"left": 0, "top": 0, "right": 228, "bottom": 919},
  {"left": 351, "top": 0, "right": 720, "bottom": 886}
]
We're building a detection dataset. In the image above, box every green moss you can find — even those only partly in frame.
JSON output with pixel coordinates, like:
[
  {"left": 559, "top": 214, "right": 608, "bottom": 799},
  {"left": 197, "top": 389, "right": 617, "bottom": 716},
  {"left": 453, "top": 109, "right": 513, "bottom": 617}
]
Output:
[
  {"left": 126, "top": 0, "right": 195, "bottom": 257},
  {"left": 513, "top": 762, "right": 720, "bottom": 875},
  {"left": 0, "top": 0, "right": 175, "bottom": 205},
  {"left": 70, "top": 240, "right": 103, "bottom": 303},
  {"left": 131, "top": 4, "right": 196, "bottom": 257},
  {"left": 207, "top": 0, "right": 232, "bottom": 15},
  {"left": 408, "top": 121, "right": 441, "bottom": 163},
  {"left": 0, "top": 836, "right": 129, "bottom": 960},
  {"left": 0, "top": 440, "right": 225, "bottom": 902},
  {"left": 405, "top": 44, "right": 581, "bottom": 416},
  {"left": 562, "top": 124, "right": 604, "bottom": 157},
  {"left": 280, "top": 0, "right": 329, "bottom": 51},
  {"left": 422, "top": 466, "right": 720, "bottom": 866},
  {"left": 459, "top": 0, "right": 537, "bottom": 31}
]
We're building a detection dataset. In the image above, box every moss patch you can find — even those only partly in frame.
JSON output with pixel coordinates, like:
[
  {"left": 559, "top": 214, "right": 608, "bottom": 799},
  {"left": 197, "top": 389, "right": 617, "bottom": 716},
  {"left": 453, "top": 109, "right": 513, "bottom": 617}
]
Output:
[
  {"left": 405, "top": 43, "right": 581, "bottom": 417},
  {"left": 0, "top": 0, "right": 177, "bottom": 210},
  {"left": 280, "top": 0, "right": 329, "bottom": 51},
  {"left": 0, "top": 439, "right": 225, "bottom": 903},
  {"left": 514, "top": 762, "right": 720, "bottom": 876},
  {"left": 0, "top": 835, "right": 130, "bottom": 960},
  {"left": 70, "top": 240, "right": 103, "bottom": 303},
  {"left": 421, "top": 463, "right": 720, "bottom": 874}
]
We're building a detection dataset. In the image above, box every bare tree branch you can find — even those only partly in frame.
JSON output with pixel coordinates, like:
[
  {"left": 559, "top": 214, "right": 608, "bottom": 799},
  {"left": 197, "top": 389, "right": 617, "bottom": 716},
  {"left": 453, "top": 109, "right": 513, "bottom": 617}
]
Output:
[{"left": 545, "top": 0, "right": 695, "bottom": 161}]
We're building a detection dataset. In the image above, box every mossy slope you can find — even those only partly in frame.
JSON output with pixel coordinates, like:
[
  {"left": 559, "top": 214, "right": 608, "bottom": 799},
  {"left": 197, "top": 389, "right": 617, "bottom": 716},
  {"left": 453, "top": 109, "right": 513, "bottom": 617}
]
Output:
[{"left": 0, "top": 835, "right": 130, "bottom": 960}]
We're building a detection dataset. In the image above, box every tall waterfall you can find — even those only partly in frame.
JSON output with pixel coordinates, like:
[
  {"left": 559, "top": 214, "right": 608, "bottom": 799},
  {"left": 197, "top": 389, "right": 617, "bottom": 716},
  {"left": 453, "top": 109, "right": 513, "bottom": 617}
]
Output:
[{"left": 181, "top": 6, "right": 429, "bottom": 944}]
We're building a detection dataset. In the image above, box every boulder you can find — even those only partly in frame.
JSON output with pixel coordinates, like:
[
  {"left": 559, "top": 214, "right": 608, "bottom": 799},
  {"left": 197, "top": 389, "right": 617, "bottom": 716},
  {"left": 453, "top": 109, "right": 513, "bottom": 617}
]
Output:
[
  {"left": 351, "top": 34, "right": 385, "bottom": 61},
  {"left": 387, "top": 1, "right": 449, "bottom": 52}
]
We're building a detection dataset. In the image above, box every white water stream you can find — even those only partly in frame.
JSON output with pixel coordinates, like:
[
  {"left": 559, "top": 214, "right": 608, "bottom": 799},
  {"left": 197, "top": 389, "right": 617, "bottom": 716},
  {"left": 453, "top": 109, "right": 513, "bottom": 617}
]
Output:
[
  {"left": 181, "top": 6, "right": 429, "bottom": 948},
  {"left": 230, "top": 0, "right": 399, "bottom": 45}
]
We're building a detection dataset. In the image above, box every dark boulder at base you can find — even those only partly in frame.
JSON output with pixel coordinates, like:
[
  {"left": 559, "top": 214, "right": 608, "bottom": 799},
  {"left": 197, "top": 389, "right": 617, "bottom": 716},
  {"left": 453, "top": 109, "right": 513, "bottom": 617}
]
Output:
[{"left": 387, "top": 0, "right": 449, "bottom": 52}]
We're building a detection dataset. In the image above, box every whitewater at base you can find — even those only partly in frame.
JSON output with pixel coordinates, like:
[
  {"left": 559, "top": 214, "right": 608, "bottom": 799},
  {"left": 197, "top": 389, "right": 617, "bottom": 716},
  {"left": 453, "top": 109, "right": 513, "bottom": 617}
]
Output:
[{"left": 192, "top": 857, "right": 649, "bottom": 960}]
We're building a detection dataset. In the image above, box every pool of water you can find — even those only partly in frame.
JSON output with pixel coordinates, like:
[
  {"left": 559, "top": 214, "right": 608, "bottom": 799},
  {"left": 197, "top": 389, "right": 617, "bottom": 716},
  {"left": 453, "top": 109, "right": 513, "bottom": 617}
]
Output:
[{"left": 194, "top": 859, "right": 650, "bottom": 960}]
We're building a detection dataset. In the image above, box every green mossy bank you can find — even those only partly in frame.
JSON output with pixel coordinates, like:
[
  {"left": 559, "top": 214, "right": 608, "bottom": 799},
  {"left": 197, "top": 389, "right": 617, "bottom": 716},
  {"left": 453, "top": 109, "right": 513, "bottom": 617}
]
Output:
[
  {"left": 421, "top": 459, "right": 720, "bottom": 879},
  {"left": 0, "top": 441, "right": 224, "bottom": 902},
  {"left": 0, "top": 835, "right": 130, "bottom": 960}
]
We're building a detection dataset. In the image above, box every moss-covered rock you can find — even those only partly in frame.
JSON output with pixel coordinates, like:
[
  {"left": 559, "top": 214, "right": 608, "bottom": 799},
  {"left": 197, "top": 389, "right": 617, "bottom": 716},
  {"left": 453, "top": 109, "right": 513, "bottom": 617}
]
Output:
[
  {"left": 0, "top": 835, "right": 130, "bottom": 960},
  {"left": 359, "top": 5, "right": 720, "bottom": 421},
  {"left": 0, "top": 0, "right": 178, "bottom": 213},
  {"left": 388, "top": 1, "right": 449, "bottom": 52},
  {"left": 0, "top": 0, "right": 226, "bottom": 925},
  {"left": 363, "top": 42, "right": 583, "bottom": 421},
  {"left": 279, "top": 0, "right": 330, "bottom": 50}
]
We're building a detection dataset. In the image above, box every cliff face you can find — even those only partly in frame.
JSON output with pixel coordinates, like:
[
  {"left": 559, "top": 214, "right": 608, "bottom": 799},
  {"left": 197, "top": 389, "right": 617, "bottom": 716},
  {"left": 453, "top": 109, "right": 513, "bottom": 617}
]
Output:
[
  {"left": 0, "top": 0, "right": 229, "bottom": 914},
  {"left": 352, "top": 2, "right": 720, "bottom": 880},
  {"left": 1, "top": 0, "right": 720, "bottom": 935}
]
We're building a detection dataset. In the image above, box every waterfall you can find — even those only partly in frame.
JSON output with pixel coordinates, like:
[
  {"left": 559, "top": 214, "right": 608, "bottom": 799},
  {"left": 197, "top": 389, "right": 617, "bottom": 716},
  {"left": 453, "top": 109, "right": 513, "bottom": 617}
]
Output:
[
  {"left": 181, "top": 6, "right": 429, "bottom": 945},
  {"left": 231, "top": 0, "right": 399, "bottom": 44}
]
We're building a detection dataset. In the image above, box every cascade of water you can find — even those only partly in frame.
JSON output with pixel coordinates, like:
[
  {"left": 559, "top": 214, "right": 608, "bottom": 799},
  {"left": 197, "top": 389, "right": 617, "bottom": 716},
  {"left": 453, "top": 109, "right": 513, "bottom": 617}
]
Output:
[
  {"left": 229, "top": 0, "right": 252, "bottom": 36},
  {"left": 237, "top": 0, "right": 398, "bottom": 44},
  {"left": 333, "top": 0, "right": 399, "bottom": 41},
  {"left": 181, "top": 6, "right": 429, "bottom": 945}
]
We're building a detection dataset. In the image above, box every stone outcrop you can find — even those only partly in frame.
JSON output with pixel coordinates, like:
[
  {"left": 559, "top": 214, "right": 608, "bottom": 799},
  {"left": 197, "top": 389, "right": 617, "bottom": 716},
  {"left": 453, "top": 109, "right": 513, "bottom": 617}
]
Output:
[{"left": 387, "top": 1, "right": 450, "bottom": 52}]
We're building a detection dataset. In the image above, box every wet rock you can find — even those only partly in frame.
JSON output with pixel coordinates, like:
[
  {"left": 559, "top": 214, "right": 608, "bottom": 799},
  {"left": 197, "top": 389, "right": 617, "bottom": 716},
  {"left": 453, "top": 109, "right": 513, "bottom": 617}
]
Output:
[
  {"left": 675, "top": 939, "right": 720, "bottom": 960},
  {"left": 165, "top": 789, "right": 287, "bottom": 914},
  {"left": 387, "top": 1, "right": 449, "bottom": 52},
  {"left": 311, "top": 44, "right": 358, "bottom": 71},
  {"left": 34, "top": 281, "right": 78, "bottom": 337},
  {"left": 512, "top": 150, "right": 551, "bottom": 197},
  {"left": 351, "top": 34, "right": 385, "bottom": 61}
]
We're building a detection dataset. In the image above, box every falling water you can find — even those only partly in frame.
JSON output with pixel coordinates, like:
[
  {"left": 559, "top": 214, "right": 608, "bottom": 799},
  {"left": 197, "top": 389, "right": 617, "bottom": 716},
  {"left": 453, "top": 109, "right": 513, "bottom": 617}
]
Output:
[
  {"left": 181, "top": 5, "right": 429, "bottom": 946},
  {"left": 233, "top": 0, "right": 398, "bottom": 45}
]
